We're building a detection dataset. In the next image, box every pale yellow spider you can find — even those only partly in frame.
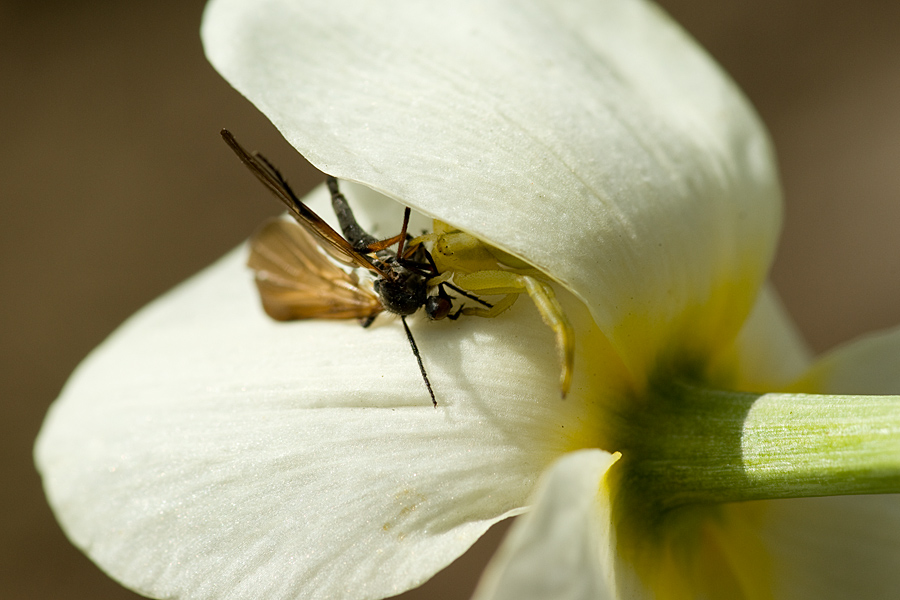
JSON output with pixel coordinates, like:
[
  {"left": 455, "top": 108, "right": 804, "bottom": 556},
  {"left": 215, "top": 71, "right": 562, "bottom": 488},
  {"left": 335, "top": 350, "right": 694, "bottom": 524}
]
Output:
[{"left": 410, "top": 220, "right": 575, "bottom": 397}]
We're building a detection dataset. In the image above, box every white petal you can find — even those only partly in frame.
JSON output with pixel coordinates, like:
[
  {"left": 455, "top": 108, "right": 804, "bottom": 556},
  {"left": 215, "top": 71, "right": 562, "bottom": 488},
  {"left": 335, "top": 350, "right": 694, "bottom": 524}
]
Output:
[
  {"left": 35, "top": 185, "right": 607, "bottom": 600},
  {"left": 793, "top": 325, "right": 900, "bottom": 394},
  {"left": 713, "top": 285, "right": 812, "bottom": 391},
  {"left": 756, "top": 495, "right": 900, "bottom": 600},
  {"left": 472, "top": 450, "right": 648, "bottom": 600},
  {"left": 202, "top": 0, "right": 781, "bottom": 378}
]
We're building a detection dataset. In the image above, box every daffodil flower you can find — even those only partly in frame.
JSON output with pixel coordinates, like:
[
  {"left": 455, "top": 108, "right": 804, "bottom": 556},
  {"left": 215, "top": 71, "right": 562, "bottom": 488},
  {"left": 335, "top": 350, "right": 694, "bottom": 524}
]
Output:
[{"left": 35, "top": 0, "right": 900, "bottom": 599}]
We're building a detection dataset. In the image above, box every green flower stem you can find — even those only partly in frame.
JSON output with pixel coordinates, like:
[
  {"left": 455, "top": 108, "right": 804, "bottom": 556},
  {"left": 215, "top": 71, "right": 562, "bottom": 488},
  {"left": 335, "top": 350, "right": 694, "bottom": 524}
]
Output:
[{"left": 617, "top": 381, "right": 900, "bottom": 511}]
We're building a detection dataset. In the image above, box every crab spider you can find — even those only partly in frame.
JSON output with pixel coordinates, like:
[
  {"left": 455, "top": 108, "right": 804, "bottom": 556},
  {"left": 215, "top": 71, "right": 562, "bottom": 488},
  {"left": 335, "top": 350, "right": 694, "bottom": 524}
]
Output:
[{"left": 410, "top": 221, "right": 575, "bottom": 397}]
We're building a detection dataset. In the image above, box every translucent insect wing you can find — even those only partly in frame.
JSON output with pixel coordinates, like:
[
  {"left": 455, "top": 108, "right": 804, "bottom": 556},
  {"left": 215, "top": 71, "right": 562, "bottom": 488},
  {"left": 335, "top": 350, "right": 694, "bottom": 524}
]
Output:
[{"left": 247, "top": 218, "right": 383, "bottom": 321}]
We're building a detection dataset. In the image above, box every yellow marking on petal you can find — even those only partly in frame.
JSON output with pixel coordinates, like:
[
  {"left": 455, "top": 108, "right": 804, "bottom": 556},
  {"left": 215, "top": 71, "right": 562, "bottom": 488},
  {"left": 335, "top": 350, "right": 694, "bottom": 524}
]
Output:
[
  {"left": 703, "top": 504, "right": 774, "bottom": 600},
  {"left": 611, "top": 268, "right": 763, "bottom": 390},
  {"left": 382, "top": 489, "right": 428, "bottom": 538},
  {"left": 612, "top": 462, "right": 774, "bottom": 599},
  {"left": 549, "top": 301, "right": 636, "bottom": 455}
]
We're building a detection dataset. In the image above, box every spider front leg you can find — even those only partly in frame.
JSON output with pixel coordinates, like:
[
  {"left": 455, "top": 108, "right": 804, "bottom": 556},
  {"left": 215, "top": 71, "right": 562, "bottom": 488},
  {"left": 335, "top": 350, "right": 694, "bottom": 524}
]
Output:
[{"left": 449, "top": 270, "right": 574, "bottom": 397}]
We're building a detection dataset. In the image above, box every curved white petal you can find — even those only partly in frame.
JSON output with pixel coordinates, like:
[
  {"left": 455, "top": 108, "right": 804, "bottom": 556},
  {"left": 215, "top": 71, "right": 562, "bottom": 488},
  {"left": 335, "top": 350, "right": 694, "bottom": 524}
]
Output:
[
  {"left": 712, "top": 285, "right": 812, "bottom": 391},
  {"left": 792, "top": 325, "right": 900, "bottom": 395},
  {"left": 756, "top": 495, "right": 900, "bottom": 600},
  {"left": 35, "top": 185, "right": 611, "bottom": 600},
  {"left": 202, "top": 0, "right": 781, "bottom": 379},
  {"left": 472, "top": 450, "right": 645, "bottom": 600}
]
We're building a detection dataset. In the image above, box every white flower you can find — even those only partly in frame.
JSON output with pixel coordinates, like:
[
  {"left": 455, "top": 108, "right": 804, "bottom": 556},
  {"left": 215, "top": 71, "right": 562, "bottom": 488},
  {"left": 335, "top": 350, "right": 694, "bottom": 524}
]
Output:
[{"left": 35, "top": 0, "right": 900, "bottom": 599}]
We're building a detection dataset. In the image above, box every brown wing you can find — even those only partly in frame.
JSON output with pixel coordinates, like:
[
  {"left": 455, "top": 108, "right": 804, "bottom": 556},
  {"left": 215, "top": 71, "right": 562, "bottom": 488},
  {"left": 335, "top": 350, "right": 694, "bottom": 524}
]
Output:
[
  {"left": 222, "top": 129, "right": 391, "bottom": 277},
  {"left": 247, "top": 218, "right": 384, "bottom": 321}
]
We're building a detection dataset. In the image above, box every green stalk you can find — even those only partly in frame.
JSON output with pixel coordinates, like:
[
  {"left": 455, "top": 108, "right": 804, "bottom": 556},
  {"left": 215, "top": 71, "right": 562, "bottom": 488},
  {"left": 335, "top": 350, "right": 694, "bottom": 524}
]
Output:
[{"left": 617, "top": 380, "right": 900, "bottom": 511}]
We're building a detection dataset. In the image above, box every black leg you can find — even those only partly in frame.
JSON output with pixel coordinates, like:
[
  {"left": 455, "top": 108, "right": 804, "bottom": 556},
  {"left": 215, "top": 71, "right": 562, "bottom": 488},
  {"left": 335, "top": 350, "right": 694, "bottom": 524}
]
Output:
[{"left": 401, "top": 316, "right": 437, "bottom": 407}]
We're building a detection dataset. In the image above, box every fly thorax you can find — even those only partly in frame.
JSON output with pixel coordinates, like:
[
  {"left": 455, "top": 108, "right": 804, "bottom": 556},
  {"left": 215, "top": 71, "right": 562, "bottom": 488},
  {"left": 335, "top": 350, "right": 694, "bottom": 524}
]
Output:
[{"left": 374, "top": 271, "right": 427, "bottom": 316}]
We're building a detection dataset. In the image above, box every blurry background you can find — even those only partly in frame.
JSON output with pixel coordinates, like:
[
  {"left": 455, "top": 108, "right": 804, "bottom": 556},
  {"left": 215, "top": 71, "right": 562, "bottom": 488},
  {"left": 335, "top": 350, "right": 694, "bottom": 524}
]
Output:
[{"left": 2, "top": 0, "right": 899, "bottom": 598}]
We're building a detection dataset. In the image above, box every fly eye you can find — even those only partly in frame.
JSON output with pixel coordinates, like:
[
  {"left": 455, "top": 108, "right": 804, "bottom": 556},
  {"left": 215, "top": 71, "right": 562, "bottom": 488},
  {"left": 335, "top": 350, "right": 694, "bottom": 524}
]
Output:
[{"left": 425, "top": 295, "right": 452, "bottom": 320}]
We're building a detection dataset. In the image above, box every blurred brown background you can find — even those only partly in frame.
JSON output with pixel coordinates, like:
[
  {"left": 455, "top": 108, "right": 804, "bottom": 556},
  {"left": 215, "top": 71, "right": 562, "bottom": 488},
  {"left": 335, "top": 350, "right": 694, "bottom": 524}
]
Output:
[{"left": 2, "top": 0, "right": 899, "bottom": 598}]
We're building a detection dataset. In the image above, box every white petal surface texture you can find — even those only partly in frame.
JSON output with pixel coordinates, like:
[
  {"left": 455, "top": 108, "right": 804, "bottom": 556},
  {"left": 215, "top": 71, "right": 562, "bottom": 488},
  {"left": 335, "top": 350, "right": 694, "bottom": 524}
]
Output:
[
  {"left": 757, "top": 495, "right": 900, "bottom": 600},
  {"left": 202, "top": 0, "right": 782, "bottom": 379},
  {"left": 793, "top": 325, "right": 900, "bottom": 394},
  {"left": 35, "top": 185, "right": 603, "bottom": 600},
  {"left": 471, "top": 450, "right": 641, "bottom": 600},
  {"left": 720, "top": 285, "right": 812, "bottom": 392}
]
